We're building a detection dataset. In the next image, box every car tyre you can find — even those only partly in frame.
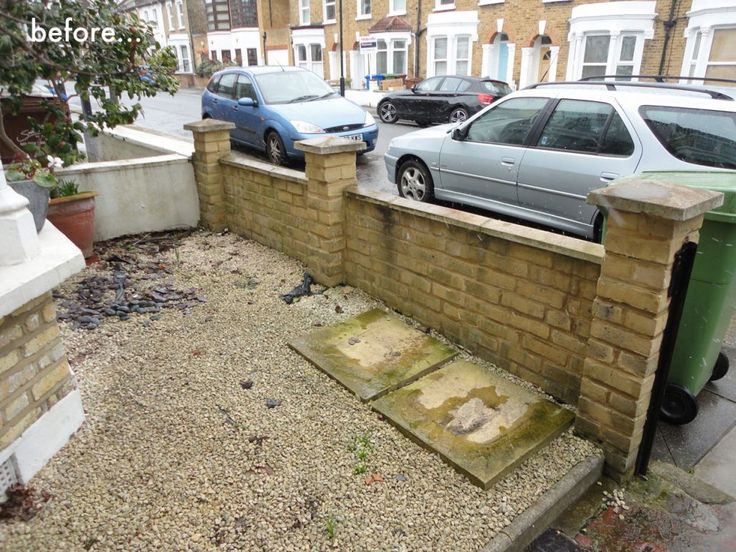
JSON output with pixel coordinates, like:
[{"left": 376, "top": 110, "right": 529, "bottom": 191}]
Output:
[
  {"left": 449, "top": 107, "right": 469, "bottom": 124},
  {"left": 398, "top": 159, "right": 434, "bottom": 203},
  {"left": 378, "top": 101, "right": 399, "bottom": 123},
  {"left": 265, "top": 131, "right": 287, "bottom": 166}
]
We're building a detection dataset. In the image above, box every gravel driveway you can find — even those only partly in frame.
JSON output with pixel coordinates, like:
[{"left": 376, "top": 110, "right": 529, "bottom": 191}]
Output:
[{"left": 1, "top": 231, "right": 598, "bottom": 551}]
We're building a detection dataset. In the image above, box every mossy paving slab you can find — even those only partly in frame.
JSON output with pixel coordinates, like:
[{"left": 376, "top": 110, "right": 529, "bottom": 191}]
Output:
[
  {"left": 372, "top": 360, "right": 575, "bottom": 489},
  {"left": 288, "top": 308, "right": 457, "bottom": 401}
]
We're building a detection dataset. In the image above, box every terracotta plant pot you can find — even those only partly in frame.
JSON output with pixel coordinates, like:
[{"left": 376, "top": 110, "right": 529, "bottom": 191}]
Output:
[{"left": 47, "top": 192, "right": 97, "bottom": 257}]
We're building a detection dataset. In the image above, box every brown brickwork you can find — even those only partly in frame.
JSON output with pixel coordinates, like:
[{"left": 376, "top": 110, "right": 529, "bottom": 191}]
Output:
[
  {"left": 184, "top": 119, "right": 235, "bottom": 232},
  {"left": 288, "top": 0, "right": 694, "bottom": 85},
  {"left": 0, "top": 293, "right": 77, "bottom": 450},
  {"left": 343, "top": 190, "right": 603, "bottom": 404},
  {"left": 576, "top": 179, "right": 722, "bottom": 480}
]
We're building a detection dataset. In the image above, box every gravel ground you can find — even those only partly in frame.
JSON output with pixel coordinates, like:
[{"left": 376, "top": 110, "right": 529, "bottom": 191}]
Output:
[{"left": 1, "top": 231, "right": 599, "bottom": 552}]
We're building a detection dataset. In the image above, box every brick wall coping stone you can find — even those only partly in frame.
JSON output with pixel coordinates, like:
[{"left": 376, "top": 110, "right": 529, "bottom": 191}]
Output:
[
  {"left": 219, "top": 152, "right": 308, "bottom": 185},
  {"left": 347, "top": 187, "right": 605, "bottom": 264},
  {"left": 295, "top": 136, "right": 366, "bottom": 154},
  {"left": 57, "top": 154, "right": 189, "bottom": 176},
  {"left": 183, "top": 119, "right": 236, "bottom": 133},
  {"left": 97, "top": 124, "right": 195, "bottom": 157},
  {"left": 0, "top": 223, "right": 84, "bottom": 318},
  {"left": 588, "top": 178, "right": 723, "bottom": 221}
]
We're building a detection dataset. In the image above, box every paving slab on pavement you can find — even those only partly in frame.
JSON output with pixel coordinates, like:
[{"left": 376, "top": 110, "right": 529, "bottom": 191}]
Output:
[
  {"left": 373, "top": 359, "right": 575, "bottom": 489},
  {"left": 288, "top": 308, "right": 456, "bottom": 401}
]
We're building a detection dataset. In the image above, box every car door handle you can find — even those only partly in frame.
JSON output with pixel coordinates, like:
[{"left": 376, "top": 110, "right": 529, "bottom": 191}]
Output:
[
  {"left": 232, "top": 105, "right": 238, "bottom": 110},
  {"left": 501, "top": 157, "right": 515, "bottom": 167},
  {"left": 600, "top": 172, "right": 619, "bottom": 182}
]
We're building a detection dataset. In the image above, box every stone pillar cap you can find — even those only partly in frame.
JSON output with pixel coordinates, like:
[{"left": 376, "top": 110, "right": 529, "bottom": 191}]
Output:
[
  {"left": 295, "top": 136, "right": 366, "bottom": 154},
  {"left": 184, "top": 119, "right": 235, "bottom": 133},
  {"left": 588, "top": 177, "right": 723, "bottom": 221}
]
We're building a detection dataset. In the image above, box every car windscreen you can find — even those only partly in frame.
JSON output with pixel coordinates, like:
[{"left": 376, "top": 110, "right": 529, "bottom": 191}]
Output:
[
  {"left": 480, "top": 81, "right": 512, "bottom": 96},
  {"left": 254, "top": 71, "right": 336, "bottom": 104},
  {"left": 640, "top": 105, "right": 736, "bottom": 170}
]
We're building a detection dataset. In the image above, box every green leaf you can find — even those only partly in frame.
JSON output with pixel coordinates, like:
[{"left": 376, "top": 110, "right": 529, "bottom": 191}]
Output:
[
  {"left": 32, "top": 171, "right": 57, "bottom": 188},
  {"left": 5, "top": 169, "right": 25, "bottom": 182}
]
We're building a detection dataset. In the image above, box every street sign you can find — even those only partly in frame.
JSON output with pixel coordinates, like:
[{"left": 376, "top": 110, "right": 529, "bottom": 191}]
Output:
[{"left": 359, "top": 37, "right": 377, "bottom": 53}]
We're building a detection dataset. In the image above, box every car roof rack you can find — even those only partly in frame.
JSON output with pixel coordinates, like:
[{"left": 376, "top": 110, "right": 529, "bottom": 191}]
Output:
[
  {"left": 525, "top": 78, "right": 734, "bottom": 101},
  {"left": 580, "top": 74, "right": 736, "bottom": 86}
]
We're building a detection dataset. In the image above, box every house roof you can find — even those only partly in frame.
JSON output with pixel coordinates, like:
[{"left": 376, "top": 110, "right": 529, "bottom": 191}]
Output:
[{"left": 368, "top": 16, "right": 412, "bottom": 34}]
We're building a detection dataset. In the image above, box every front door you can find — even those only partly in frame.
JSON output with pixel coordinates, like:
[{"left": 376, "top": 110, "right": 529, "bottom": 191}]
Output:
[{"left": 438, "top": 97, "right": 551, "bottom": 205}]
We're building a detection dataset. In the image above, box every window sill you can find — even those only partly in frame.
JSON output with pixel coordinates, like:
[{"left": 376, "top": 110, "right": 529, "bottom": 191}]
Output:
[
  {"left": 478, "top": 0, "right": 503, "bottom": 4},
  {"left": 324, "top": 18, "right": 336, "bottom": 25},
  {"left": 356, "top": 14, "right": 372, "bottom": 20},
  {"left": 542, "top": 0, "right": 571, "bottom": 3},
  {"left": 388, "top": 10, "right": 407, "bottom": 16},
  {"left": 433, "top": 4, "right": 456, "bottom": 11}
]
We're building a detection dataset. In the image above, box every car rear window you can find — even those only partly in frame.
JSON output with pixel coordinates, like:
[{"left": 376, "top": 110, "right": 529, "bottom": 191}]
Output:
[
  {"left": 480, "top": 81, "right": 512, "bottom": 96},
  {"left": 640, "top": 105, "right": 736, "bottom": 169}
]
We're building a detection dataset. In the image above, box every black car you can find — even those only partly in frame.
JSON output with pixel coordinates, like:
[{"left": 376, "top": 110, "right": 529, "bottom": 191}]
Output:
[{"left": 377, "top": 76, "right": 511, "bottom": 126}]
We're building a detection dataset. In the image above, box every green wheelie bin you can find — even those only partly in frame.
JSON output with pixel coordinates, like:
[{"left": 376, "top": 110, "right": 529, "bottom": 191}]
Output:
[{"left": 635, "top": 172, "right": 736, "bottom": 424}]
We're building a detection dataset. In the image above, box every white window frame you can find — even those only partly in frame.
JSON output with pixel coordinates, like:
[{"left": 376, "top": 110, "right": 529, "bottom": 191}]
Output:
[
  {"left": 369, "top": 32, "right": 411, "bottom": 75},
  {"left": 566, "top": 2, "right": 655, "bottom": 81},
  {"left": 681, "top": 1, "right": 736, "bottom": 84},
  {"left": 166, "top": 1, "right": 174, "bottom": 29},
  {"left": 323, "top": 0, "right": 336, "bottom": 24},
  {"left": 389, "top": 0, "right": 406, "bottom": 16},
  {"left": 432, "top": 36, "right": 448, "bottom": 75},
  {"left": 435, "top": 0, "right": 454, "bottom": 12},
  {"left": 356, "top": 0, "right": 371, "bottom": 20},
  {"left": 179, "top": 44, "right": 191, "bottom": 72},
  {"left": 176, "top": 0, "right": 185, "bottom": 29},
  {"left": 455, "top": 35, "right": 471, "bottom": 76},
  {"left": 299, "top": 0, "right": 310, "bottom": 25}
]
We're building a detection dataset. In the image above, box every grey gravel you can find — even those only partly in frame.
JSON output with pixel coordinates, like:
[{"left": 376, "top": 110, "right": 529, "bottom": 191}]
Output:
[{"left": 0, "top": 231, "right": 599, "bottom": 551}]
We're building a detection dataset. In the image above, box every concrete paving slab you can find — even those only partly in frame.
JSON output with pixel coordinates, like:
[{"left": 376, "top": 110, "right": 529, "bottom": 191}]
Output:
[
  {"left": 373, "top": 360, "right": 575, "bottom": 489},
  {"left": 694, "top": 424, "right": 736, "bottom": 499},
  {"left": 288, "top": 308, "right": 457, "bottom": 401},
  {"left": 654, "top": 389, "right": 736, "bottom": 469}
]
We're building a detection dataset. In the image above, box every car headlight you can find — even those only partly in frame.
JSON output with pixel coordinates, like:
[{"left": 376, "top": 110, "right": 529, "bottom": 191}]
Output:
[
  {"left": 290, "top": 120, "right": 325, "bottom": 133},
  {"left": 364, "top": 111, "right": 376, "bottom": 126}
]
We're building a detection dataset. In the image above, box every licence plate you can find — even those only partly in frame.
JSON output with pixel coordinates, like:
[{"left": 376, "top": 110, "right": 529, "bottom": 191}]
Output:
[{"left": 345, "top": 133, "right": 363, "bottom": 141}]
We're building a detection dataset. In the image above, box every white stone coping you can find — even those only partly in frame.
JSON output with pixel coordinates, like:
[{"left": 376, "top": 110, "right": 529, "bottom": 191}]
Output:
[
  {"left": 57, "top": 153, "right": 190, "bottom": 176},
  {"left": 220, "top": 152, "right": 308, "bottom": 185},
  {"left": 100, "top": 124, "right": 194, "bottom": 157},
  {"left": 0, "top": 222, "right": 85, "bottom": 318},
  {"left": 347, "top": 187, "right": 604, "bottom": 265}
]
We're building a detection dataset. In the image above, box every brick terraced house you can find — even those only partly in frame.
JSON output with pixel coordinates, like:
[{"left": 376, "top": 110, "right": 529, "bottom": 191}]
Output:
[{"left": 281, "top": 0, "right": 736, "bottom": 90}]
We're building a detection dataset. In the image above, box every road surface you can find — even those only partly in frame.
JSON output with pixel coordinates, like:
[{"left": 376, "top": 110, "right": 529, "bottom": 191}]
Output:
[{"left": 69, "top": 87, "right": 416, "bottom": 194}]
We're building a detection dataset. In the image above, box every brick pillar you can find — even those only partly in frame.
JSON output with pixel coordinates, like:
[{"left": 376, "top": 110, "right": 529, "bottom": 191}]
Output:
[
  {"left": 184, "top": 119, "right": 235, "bottom": 231},
  {"left": 295, "top": 136, "right": 364, "bottom": 287},
  {"left": 576, "top": 178, "right": 722, "bottom": 480}
]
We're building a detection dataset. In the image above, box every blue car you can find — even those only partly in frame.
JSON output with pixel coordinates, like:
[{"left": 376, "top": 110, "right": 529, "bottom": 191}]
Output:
[{"left": 201, "top": 66, "right": 379, "bottom": 165}]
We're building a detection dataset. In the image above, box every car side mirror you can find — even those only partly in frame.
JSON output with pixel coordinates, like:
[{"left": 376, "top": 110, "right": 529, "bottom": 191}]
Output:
[
  {"left": 238, "top": 97, "right": 256, "bottom": 107},
  {"left": 452, "top": 126, "right": 468, "bottom": 141}
]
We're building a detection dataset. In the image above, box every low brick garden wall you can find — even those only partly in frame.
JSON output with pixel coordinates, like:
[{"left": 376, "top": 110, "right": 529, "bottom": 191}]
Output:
[{"left": 185, "top": 120, "right": 721, "bottom": 480}]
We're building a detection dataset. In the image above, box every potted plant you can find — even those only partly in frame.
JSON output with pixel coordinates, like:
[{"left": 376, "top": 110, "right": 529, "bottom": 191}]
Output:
[
  {"left": 47, "top": 179, "right": 97, "bottom": 258},
  {"left": 4, "top": 156, "right": 60, "bottom": 232}
]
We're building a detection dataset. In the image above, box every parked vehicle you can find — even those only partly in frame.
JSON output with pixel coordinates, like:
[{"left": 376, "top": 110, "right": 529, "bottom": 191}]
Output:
[
  {"left": 384, "top": 81, "right": 736, "bottom": 241},
  {"left": 202, "top": 66, "right": 378, "bottom": 165},
  {"left": 377, "top": 76, "right": 511, "bottom": 126}
]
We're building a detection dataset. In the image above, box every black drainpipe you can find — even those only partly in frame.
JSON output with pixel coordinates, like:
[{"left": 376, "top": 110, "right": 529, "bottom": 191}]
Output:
[
  {"left": 658, "top": 0, "right": 680, "bottom": 76},
  {"left": 635, "top": 240, "right": 698, "bottom": 477}
]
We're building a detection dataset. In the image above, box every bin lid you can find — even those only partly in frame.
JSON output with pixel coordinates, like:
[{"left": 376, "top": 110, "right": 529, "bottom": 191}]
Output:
[{"left": 639, "top": 171, "right": 736, "bottom": 223}]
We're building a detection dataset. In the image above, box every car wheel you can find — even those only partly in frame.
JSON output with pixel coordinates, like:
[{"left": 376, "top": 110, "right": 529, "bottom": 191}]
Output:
[
  {"left": 398, "top": 159, "right": 434, "bottom": 203},
  {"left": 265, "top": 131, "right": 287, "bottom": 166},
  {"left": 378, "top": 101, "right": 398, "bottom": 123},
  {"left": 449, "top": 107, "right": 469, "bottom": 124}
]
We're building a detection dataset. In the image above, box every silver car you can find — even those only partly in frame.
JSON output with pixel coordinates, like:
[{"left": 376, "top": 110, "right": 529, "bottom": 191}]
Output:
[{"left": 384, "top": 82, "right": 736, "bottom": 240}]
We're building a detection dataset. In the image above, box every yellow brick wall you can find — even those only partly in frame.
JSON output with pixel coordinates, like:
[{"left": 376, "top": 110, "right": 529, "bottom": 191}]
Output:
[
  {"left": 343, "top": 191, "right": 602, "bottom": 404},
  {"left": 0, "top": 293, "right": 76, "bottom": 450},
  {"left": 289, "top": 0, "right": 692, "bottom": 84}
]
